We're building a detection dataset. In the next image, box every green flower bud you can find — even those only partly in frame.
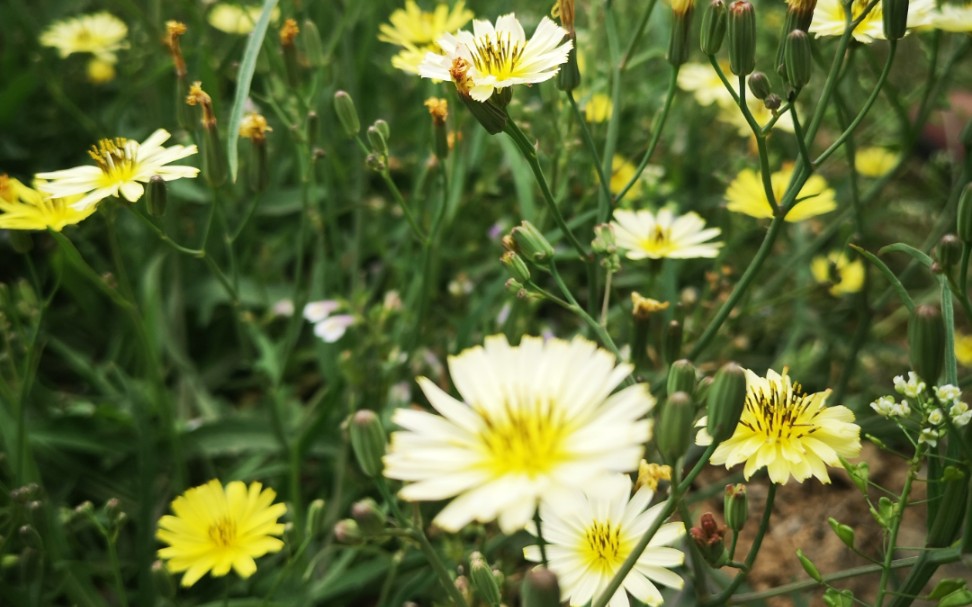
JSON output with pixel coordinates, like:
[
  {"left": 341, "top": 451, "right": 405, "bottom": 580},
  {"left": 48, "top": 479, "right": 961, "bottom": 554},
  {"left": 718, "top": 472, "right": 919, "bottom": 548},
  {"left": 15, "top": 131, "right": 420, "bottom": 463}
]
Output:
[
  {"left": 784, "top": 30, "right": 812, "bottom": 91},
  {"left": 706, "top": 362, "right": 748, "bottom": 443},
  {"left": 668, "top": 3, "right": 695, "bottom": 67},
  {"left": 796, "top": 549, "right": 823, "bottom": 582},
  {"left": 727, "top": 0, "right": 756, "bottom": 76},
  {"left": 592, "top": 223, "right": 617, "bottom": 255},
  {"left": 956, "top": 183, "right": 972, "bottom": 244},
  {"left": 664, "top": 320, "right": 683, "bottom": 365},
  {"left": 908, "top": 304, "right": 945, "bottom": 384},
  {"left": 349, "top": 410, "right": 387, "bottom": 477},
  {"left": 367, "top": 125, "right": 388, "bottom": 157},
  {"left": 500, "top": 251, "right": 532, "bottom": 284},
  {"left": 152, "top": 559, "right": 176, "bottom": 598},
  {"left": 927, "top": 467, "right": 968, "bottom": 547},
  {"left": 305, "top": 498, "right": 327, "bottom": 538},
  {"left": 938, "top": 234, "right": 962, "bottom": 270},
  {"left": 373, "top": 119, "right": 390, "bottom": 142},
  {"left": 775, "top": 3, "right": 816, "bottom": 74},
  {"left": 700, "top": 0, "right": 728, "bottom": 55},
  {"left": 461, "top": 96, "right": 509, "bottom": 135},
  {"left": 827, "top": 517, "right": 855, "bottom": 548},
  {"left": 667, "top": 359, "right": 697, "bottom": 397},
  {"left": 512, "top": 221, "right": 556, "bottom": 265},
  {"left": 558, "top": 41, "right": 581, "bottom": 91},
  {"left": 747, "top": 71, "right": 772, "bottom": 100},
  {"left": 657, "top": 391, "right": 695, "bottom": 463},
  {"left": 470, "top": 552, "right": 502, "bottom": 607},
  {"left": 333, "top": 91, "right": 360, "bottom": 138},
  {"left": 333, "top": 519, "right": 363, "bottom": 544},
  {"left": 823, "top": 588, "right": 855, "bottom": 607},
  {"left": 202, "top": 125, "right": 226, "bottom": 187},
  {"left": 301, "top": 20, "right": 326, "bottom": 68},
  {"left": 764, "top": 93, "right": 782, "bottom": 111},
  {"left": 724, "top": 483, "right": 748, "bottom": 532},
  {"left": 351, "top": 498, "right": 386, "bottom": 535},
  {"left": 521, "top": 567, "right": 560, "bottom": 607},
  {"left": 146, "top": 175, "right": 167, "bottom": 217},
  {"left": 882, "top": 0, "right": 909, "bottom": 40}
]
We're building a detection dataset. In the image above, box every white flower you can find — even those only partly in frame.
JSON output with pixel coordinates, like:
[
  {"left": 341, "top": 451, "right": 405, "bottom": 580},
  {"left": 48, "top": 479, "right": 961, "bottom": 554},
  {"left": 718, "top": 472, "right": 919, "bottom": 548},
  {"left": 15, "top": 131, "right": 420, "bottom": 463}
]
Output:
[
  {"left": 870, "top": 395, "right": 897, "bottom": 418},
  {"left": 611, "top": 208, "right": 722, "bottom": 260},
  {"left": 523, "top": 474, "right": 685, "bottom": 607},
  {"left": 418, "top": 14, "right": 572, "bottom": 102},
  {"left": 40, "top": 12, "right": 128, "bottom": 62},
  {"left": 313, "top": 314, "right": 355, "bottom": 343},
  {"left": 303, "top": 300, "right": 341, "bottom": 323},
  {"left": 934, "top": 384, "right": 962, "bottom": 404},
  {"left": 918, "top": 427, "right": 941, "bottom": 447},
  {"left": 271, "top": 299, "right": 295, "bottom": 317},
  {"left": 383, "top": 335, "right": 655, "bottom": 533},
  {"left": 891, "top": 400, "right": 911, "bottom": 418},
  {"left": 893, "top": 372, "right": 926, "bottom": 398},
  {"left": 928, "top": 408, "right": 945, "bottom": 426},
  {"left": 953, "top": 407, "right": 972, "bottom": 428}
]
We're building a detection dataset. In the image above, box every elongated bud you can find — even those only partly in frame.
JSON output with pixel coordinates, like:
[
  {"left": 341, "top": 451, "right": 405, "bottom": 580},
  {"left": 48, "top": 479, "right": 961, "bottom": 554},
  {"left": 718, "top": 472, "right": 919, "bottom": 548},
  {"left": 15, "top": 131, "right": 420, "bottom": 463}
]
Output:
[
  {"left": 784, "top": 30, "right": 812, "bottom": 91},
  {"left": 202, "top": 125, "right": 227, "bottom": 187},
  {"left": 511, "top": 221, "right": 555, "bottom": 265},
  {"left": 301, "top": 20, "right": 325, "bottom": 68},
  {"left": 333, "top": 91, "right": 360, "bottom": 138},
  {"left": 908, "top": 304, "right": 945, "bottom": 383},
  {"left": 727, "top": 0, "right": 756, "bottom": 76},
  {"left": 700, "top": 0, "right": 728, "bottom": 55},
  {"left": 664, "top": 320, "right": 683, "bottom": 365},
  {"left": 724, "top": 484, "right": 748, "bottom": 531},
  {"left": 706, "top": 362, "right": 748, "bottom": 443},
  {"left": 368, "top": 124, "right": 388, "bottom": 157},
  {"left": 470, "top": 552, "right": 502, "bottom": 607},
  {"left": 747, "top": 71, "right": 771, "bottom": 100},
  {"left": 827, "top": 517, "right": 856, "bottom": 548},
  {"left": 927, "top": 466, "right": 968, "bottom": 547},
  {"left": 461, "top": 94, "right": 509, "bottom": 135},
  {"left": 668, "top": 0, "right": 695, "bottom": 66},
  {"left": 775, "top": 0, "right": 817, "bottom": 73},
  {"left": 658, "top": 391, "right": 695, "bottom": 463},
  {"left": 424, "top": 97, "right": 450, "bottom": 160},
  {"left": 796, "top": 549, "right": 823, "bottom": 582},
  {"left": 349, "top": 410, "right": 386, "bottom": 477},
  {"left": 146, "top": 175, "right": 167, "bottom": 217},
  {"left": 667, "top": 359, "right": 698, "bottom": 396},
  {"left": 280, "top": 19, "right": 301, "bottom": 87},
  {"left": 690, "top": 513, "right": 729, "bottom": 567},
  {"left": 957, "top": 183, "right": 972, "bottom": 244},
  {"left": 558, "top": 39, "right": 581, "bottom": 91},
  {"left": 351, "top": 498, "right": 386, "bottom": 535},
  {"left": 305, "top": 498, "right": 327, "bottom": 538},
  {"left": 883, "top": 0, "right": 909, "bottom": 40},
  {"left": 521, "top": 568, "right": 560, "bottom": 607},
  {"left": 501, "top": 251, "right": 532, "bottom": 284},
  {"left": 939, "top": 234, "right": 961, "bottom": 270},
  {"left": 631, "top": 293, "right": 669, "bottom": 369}
]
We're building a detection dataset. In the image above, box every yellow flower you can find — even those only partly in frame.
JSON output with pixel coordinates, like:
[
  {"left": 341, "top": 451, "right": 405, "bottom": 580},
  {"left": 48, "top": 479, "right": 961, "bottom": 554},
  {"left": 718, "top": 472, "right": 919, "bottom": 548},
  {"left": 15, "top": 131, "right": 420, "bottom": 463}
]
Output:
[
  {"left": 40, "top": 12, "right": 128, "bottom": 62},
  {"left": 677, "top": 62, "right": 734, "bottom": 107},
  {"left": 383, "top": 335, "right": 655, "bottom": 533},
  {"left": 379, "top": 1, "right": 474, "bottom": 74},
  {"left": 810, "top": 0, "right": 935, "bottom": 42},
  {"left": 636, "top": 460, "right": 672, "bottom": 491},
  {"left": 929, "top": 3, "right": 972, "bottom": 32},
  {"left": 956, "top": 332, "right": 972, "bottom": 367},
  {"left": 208, "top": 3, "right": 280, "bottom": 35},
  {"left": 86, "top": 57, "right": 116, "bottom": 84},
  {"left": 811, "top": 251, "right": 865, "bottom": 296},
  {"left": 584, "top": 93, "right": 613, "bottom": 123},
  {"left": 157, "top": 479, "right": 286, "bottom": 587},
  {"left": 239, "top": 113, "right": 272, "bottom": 143},
  {"left": 725, "top": 165, "right": 837, "bottom": 222},
  {"left": 418, "top": 13, "right": 572, "bottom": 101},
  {"left": 611, "top": 208, "right": 723, "bottom": 260},
  {"left": 697, "top": 368, "right": 862, "bottom": 484},
  {"left": 0, "top": 175, "right": 94, "bottom": 231},
  {"left": 35, "top": 129, "right": 199, "bottom": 212},
  {"left": 854, "top": 147, "right": 897, "bottom": 177},
  {"left": 610, "top": 155, "right": 643, "bottom": 198}
]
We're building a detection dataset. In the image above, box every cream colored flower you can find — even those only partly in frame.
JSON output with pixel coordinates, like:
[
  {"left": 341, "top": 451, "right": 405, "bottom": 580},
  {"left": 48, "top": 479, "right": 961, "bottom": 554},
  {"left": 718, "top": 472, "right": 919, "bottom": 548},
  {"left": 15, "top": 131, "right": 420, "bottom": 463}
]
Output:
[
  {"left": 208, "top": 3, "right": 280, "bottom": 35},
  {"left": 40, "top": 12, "right": 128, "bottom": 62},
  {"left": 611, "top": 208, "right": 722, "bottom": 260},
  {"left": 725, "top": 165, "right": 836, "bottom": 222},
  {"left": 383, "top": 335, "right": 655, "bottom": 533},
  {"left": 677, "top": 62, "right": 733, "bottom": 107},
  {"left": 810, "top": 0, "right": 936, "bottom": 42},
  {"left": 929, "top": 3, "right": 972, "bottom": 32}
]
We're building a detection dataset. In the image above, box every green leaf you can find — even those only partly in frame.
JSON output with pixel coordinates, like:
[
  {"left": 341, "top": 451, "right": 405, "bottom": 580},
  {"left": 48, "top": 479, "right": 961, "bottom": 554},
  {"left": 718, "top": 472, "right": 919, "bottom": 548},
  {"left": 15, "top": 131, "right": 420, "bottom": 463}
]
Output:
[
  {"left": 880, "top": 242, "right": 935, "bottom": 269},
  {"left": 226, "top": 0, "right": 280, "bottom": 183},
  {"left": 930, "top": 579, "right": 969, "bottom": 600},
  {"left": 849, "top": 243, "right": 915, "bottom": 312},
  {"left": 939, "top": 589, "right": 972, "bottom": 607}
]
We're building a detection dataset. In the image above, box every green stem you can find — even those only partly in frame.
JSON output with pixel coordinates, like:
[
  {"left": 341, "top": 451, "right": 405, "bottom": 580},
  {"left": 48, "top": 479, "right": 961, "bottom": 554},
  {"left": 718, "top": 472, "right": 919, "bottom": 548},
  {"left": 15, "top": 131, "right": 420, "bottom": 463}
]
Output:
[
  {"left": 566, "top": 91, "right": 613, "bottom": 215},
  {"left": 550, "top": 263, "right": 622, "bottom": 358},
  {"left": 620, "top": 0, "right": 660, "bottom": 71},
  {"left": 410, "top": 526, "right": 470, "bottom": 607},
  {"left": 875, "top": 449, "right": 922, "bottom": 606},
  {"left": 533, "top": 509, "right": 549, "bottom": 567},
  {"left": 788, "top": 102, "right": 813, "bottom": 173}
]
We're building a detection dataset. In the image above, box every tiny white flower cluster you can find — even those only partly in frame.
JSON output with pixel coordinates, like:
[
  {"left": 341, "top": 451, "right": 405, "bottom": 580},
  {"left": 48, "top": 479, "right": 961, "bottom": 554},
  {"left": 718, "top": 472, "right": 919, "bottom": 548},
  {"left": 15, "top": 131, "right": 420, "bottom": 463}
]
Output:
[
  {"left": 893, "top": 372, "right": 926, "bottom": 397},
  {"left": 875, "top": 375, "right": 971, "bottom": 448},
  {"left": 303, "top": 300, "right": 355, "bottom": 343},
  {"left": 869, "top": 395, "right": 910, "bottom": 418},
  {"left": 932, "top": 383, "right": 972, "bottom": 428}
]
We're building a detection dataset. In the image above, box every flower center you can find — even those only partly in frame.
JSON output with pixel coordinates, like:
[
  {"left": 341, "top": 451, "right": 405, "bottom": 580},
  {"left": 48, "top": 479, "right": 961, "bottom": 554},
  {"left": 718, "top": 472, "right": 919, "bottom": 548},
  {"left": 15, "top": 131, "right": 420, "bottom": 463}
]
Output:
[
  {"left": 208, "top": 517, "right": 238, "bottom": 548},
  {"left": 88, "top": 137, "right": 138, "bottom": 183},
  {"left": 476, "top": 400, "right": 570, "bottom": 478},
  {"left": 471, "top": 33, "right": 526, "bottom": 80},
  {"left": 741, "top": 378, "right": 819, "bottom": 442},
  {"left": 580, "top": 520, "right": 627, "bottom": 571},
  {"left": 639, "top": 225, "right": 675, "bottom": 255}
]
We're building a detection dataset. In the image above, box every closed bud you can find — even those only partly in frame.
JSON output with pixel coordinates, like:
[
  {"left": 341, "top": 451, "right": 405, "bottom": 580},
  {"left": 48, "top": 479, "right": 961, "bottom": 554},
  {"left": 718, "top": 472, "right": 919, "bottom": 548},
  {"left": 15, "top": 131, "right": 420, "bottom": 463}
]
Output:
[
  {"left": 664, "top": 320, "right": 683, "bottom": 365},
  {"left": 558, "top": 42, "right": 581, "bottom": 91},
  {"left": 784, "top": 30, "right": 812, "bottom": 90},
  {"left": 348, "top": 410, "right": 387, "bottom": 477},
  {"left": 827, "top": 517, "right": 856, "bottom": 548},
  {"left": 460, "top": 95, "right": 508, "bottom": 135},
  {"left": 351, "top": 498, "right": 386, "bottom": 535},
  {"left": 957, "top": 183, "right": 972, "bottom": 244},
  {"left": 333, "top": 519, "right": 363, "bottom": 544},
  {"left": 202, "top": 126, "right": 227, "bottom": 187},
  {"left": 301, "top": 20, "right": 326, "bottom": 68},
  {"left": 690, "top": 513, "right": 729, "bottom": 567},
  {"left": 591, "top": 223, "right": 617, "bottom": 255},
  {"left": 657, "top": 391, "right": 695, "bottom": 463},
  {"left": 521, "top": 567, "right": 560, "bottom": 607},
  {"left": 501, "top": 251, "right": 532, "bottom": 284},
  {"left": 882, "top": 0, "right": 909, "bottom": 40},
  {"left": 938, "top": 234, "right": 961, "bottom": 269},
  {"left": 747, "top": 71, "right": 771, "bottom": 100},
  {"left": 512, "top": 221, "right": 556, "bottom": 265},
  {"left": 373, "top": 119, "right": 390, "bottom": 142},
  {"left": 152, "top": 559, "right": 176, "bottom": 599},
  {"left": 706, "top": 362, "right": 748, "bottom": 443},
  {"left": 796, "top": 549, "right": 823, "bottom": 582},
  {"left": 908, "top": 304, "right": 945, "bottom": 383},
  {"left": 365, "top": 153, "right": 386, "bottom": 172},
  {"left": 700, "top": 0, "right": 728, "bottom": 55},
  {"left": 470, "top": 552, "right": 502, "bottom": 607},
  {"left": 367, "top": 125, "right": 388, "bottom": 157},
  {"left": 727, "top": 0, "right": 756, "bottom": 76},
  {"left": 724, "top": 484, "right": 748, "bottom": 531},
  {"left": 667, "top": 359, "right": 698, "bottom": 397},
  {"left": 668, "top": 2, "right": 695, "bottom": 66},
  {"left": 764, "top": 93, "right": 782, "bottom": 111},
  {"left": 146, "top": 175, "right": 167, "bottom": 217},
  {"left": 305, "top": 498, "right": 327, "bottom": 538},
  {"left": 333, "top": 91, "right": 360, "bottom": 138}
]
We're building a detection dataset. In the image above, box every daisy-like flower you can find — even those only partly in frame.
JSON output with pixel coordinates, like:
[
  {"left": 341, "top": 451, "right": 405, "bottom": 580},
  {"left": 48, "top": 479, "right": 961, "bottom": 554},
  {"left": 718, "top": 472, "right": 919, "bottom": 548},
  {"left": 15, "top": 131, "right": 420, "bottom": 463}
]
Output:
[
  {"left": 929, "top": 3, "right": 972, "bottom": 32},
  {"left": 379, "top": 1, "right": 475, "bottom": 74},
  {"left": 523, "top": 474, "right": 685, "bottom": 607},
  {"left": 677, "top": 62, "right": 734, "bottom": 107},
  {"left": 810, "top": 0, "right": 935, "bottom": 43},
  {"left": 725, "top": 165, "right": 837, "bottom": 222},
  {"left": 35, "top": 129, "right": 199, "bottom": 212},
  {"left": 697, "top": 368, "right": 862, "bottom": 484},
  {"left": 383, "top": 335, "right": 655, "bottom": 533},
  {"left": 585, "top": 93, "right": 614, "bottom": 123},
  {"left": 418, "top": 13, "right": 573, "bottom": 101},
  {"left": 0, "top": 175, "right": 94, "bottom": 231},
  {"left": 156, "top": 479, "right": 286, "bottom": 587},
  {"left": 611, "top": 208, "right": 722, "bottom": 260},
  {"left": 854, "top": 147, "right": 897, "bottom": 177},
  {"left": 810, "top": 251, "right": 865, "bottom": 296},
  {"left": 40, "top": 12, "right": 128, "bottom": 62},
  {"left": 208, "top": 3, "right": 280, "bottom": 35}
]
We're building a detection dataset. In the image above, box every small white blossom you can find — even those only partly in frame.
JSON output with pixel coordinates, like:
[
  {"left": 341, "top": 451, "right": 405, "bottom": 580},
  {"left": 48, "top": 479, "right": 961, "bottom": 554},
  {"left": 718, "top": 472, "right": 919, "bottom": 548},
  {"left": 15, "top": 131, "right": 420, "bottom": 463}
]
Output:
[
  {"left": 891, "top": 400, "right": 911, "bottom": 417},
  {"left": 870, "top": 395, "right": 898, "bottom": 417},
  {"left": 893, "top": 372, "right": 926, "bottom": 397},
  {"left": 928, "top": 408, "right": 945, "bottom": 426},
  {"left": 918, "top": 427, "right": 941, "bottom": 447},
  {"left": 934, "top": 384, "right": 962, "bottom": 404},
  {"left": 954, "top": 410, "right": 972, "bottom": 428},
  {"left": 313, "top": 314, "right": 355, "bottom": 343},
  {"left": 303, "top": 300, "right": 340, "bottom": 323}
]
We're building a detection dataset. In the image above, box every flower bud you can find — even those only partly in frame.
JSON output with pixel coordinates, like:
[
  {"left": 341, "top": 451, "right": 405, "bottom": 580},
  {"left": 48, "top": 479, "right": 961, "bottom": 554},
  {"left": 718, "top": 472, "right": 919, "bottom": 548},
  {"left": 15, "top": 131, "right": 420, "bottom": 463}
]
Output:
[
  {"left": 511, "top": 221, "right": 556, "bottom": 265},
  {"left": 280, "top": 19, "right": 301, "bottom": 88},
  {"left": 727, "top": 0, "right": 756, "bottom": 76},
  {"left": 723, "top": 484, "right": 748, "bottom": 531},
  {"left": 152, "top": 559, "right": 176, "bottom": 598},
  {"left": 667, "top": 359, "right": 698, "bottom": 397},
  {"left": 333, "top": 519, "right": 363, "bottom": 544},
  {"left": 706, "top": 362, "right": 748, "bottom": 443},
  {"left": 305, "top": 498, "right": 327, "bottom": 538},
  {"left": 882, "top": 0, "right": 909, "bottom": 40},
  {"left": 764, "top": 93, "right": 782, "bottom": 110},
  {"left": 938, "top": 234, "right": 962, "bottom": 270},
  {"left": 657, "top": 391, "right": 695, "bottom": 463},
  {"left": 908, "top": 304, "right": 945, "bottom": 384},
  {"left": 591, "top": 223, "right": 618, "bottom": 255},
  {"left": 664, "top": 320, "right": 683, "bottom": 365},
  {"left": 367, "top": 124, "right": 388, "bottom": 157},
  {"left": 558, "top": 41, "right": 581, "bottom": 91},
  {"left": 521, "top": 567, "right": 560, "bottom": 607},
  {"left": 668, "top": 0, "right": 695, "bottom": 67},
  {"left": 146, "top": 175, "right": 167, "bottom": 217},
  {"left": 957, "top": 183, "right": 972, "bottom": 244},
  {"left": 747, "top": 71, "right": 771, "bottom": 100},
  {"left": 690, "top": 513, "right": 729, "bottom": 567},
  {"left": 784, "top": 30, "right": 812, "bottom": 90},
  {"left": 202, "top": 124, "right": 227, "bottom": 187},
  {"left": 460, "top": 95, "right": 508, "bottom": 135},
  {"left": 349, "top": 410, "right": 387, "bottom": 477},
  {"left": 333, "top": 91, "right": 360, "bottom": 138},
  {"left": 351, "top": 498, "right": 386, "bottom": 535},
  {"left": 700, "top": 0, "right": 728, "bottom": 55},
  {"left": 500, "top": 251, "right": 532, "bottom": 284},
  {"left": 301, "top": 19, "right": 326, "bottom": 68},
  {"left": 796, "top": 549, "right": 823, "bottom": 582},
  {"left": 470, "top": 552, "right": 502, "bottom": 607},
  {"left": 827, "top": 517, "right": 856, "bottom": 548}
]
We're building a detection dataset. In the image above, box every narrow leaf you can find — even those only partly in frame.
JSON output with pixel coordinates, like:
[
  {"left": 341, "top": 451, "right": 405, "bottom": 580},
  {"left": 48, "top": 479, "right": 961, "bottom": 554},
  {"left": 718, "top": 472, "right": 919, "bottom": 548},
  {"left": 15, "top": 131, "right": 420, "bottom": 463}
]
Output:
[{"left": 849, "top": 243, "right": 915, "bottom": 312}]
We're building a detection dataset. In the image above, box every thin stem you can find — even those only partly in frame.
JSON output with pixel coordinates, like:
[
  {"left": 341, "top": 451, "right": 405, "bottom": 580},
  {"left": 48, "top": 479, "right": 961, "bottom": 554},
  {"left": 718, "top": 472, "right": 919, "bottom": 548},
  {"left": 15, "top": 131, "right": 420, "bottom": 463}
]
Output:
[
  {"left": 355, "top": 138, "right": 428, "bottom": 245},
  {"left": 550, "top": 262, "right": 622, "bottom": 358},
  {"left": 533, "top": 509, "right": 549, "bottom": 567},
  {"left": 410, "top": 527, "right": 470, "bottom": 607},
  {"left": 875, "top": 449, "right": 922, "bottom": 606},
  {"left": 566, "top": 91, "right": 613, "bottom": 213},
  {"left": 620, "top": 0, "right": 660, "bottom": 71},
  {"left": 788, "top": 102, "right": 813, "bottom": 172}
]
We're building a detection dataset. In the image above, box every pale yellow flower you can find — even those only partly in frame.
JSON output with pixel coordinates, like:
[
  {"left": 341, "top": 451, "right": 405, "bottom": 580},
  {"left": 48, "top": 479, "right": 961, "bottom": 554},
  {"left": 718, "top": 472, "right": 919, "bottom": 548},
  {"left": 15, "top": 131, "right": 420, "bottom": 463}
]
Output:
[
  {"left": 86, "top": 57, "right": 116, "bottom": 84},
  {"left": 677, "top": 62, "right": 733, "bottom": 107},
  {"left": 810, "top": 251, "right": 865, "bottom": 296},
  {"left": 611, "top": 208, "right": 723, "bottom": 260},
  {"left": 697, "top": 368, "right": 862, "bottom": 484},
  {"left": 208, "top": 3, "right": 280, "bottom": 35},
  {"left": 636, "top": 460, "right": 672, "bottom": 492},
  {"left": 379, "top": 1, "right": 474, "bottom": 74},
  {"left": 956, "top": 332, "right": 972, "bottom": 367},
  {"left": 0, "top": 175, "right": 94, "bottom": 231},
  {"left": 810, "top": 0, "right": 936, "bottom": 42},
  {"left": 855, "top": 147, "right": 897, "bottom": 177},
  {"left": 929, "top": 3, "right": 972, "bottom": 32},
  {"left": 585, "top": 93, "right": 614, "bottom": 123},
  {"left": 40, "top": 12, "right": 127, "bottom": 62},
  {"left": 610, "top": 156, "right": 643, "bottom": 198},
  {"left": 726, "top": 165, "right": 837, "bottom": 222}
]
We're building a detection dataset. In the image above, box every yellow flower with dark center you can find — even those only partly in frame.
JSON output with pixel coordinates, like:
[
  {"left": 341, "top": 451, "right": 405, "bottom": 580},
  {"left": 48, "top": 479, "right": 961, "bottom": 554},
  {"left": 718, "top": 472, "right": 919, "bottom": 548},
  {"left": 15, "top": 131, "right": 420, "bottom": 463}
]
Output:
[
  {"left": 156, "top": 479, "right": 287, "bottom": 587},
  {"left": 697, "top": 368, "right": 862, "bottom": 484},
  {"left": 854, "top": 147, "right": 897, "bottom": 177},
  {"left": 810, "top": 251, "right": 865, "bottom": 296},
  {"left": 40, "top": 12, "right": 128, "bottom": 62},
  {"left": 725, "top": 165, "right": 836, "bottom": 221},
  {"left": 0, "top": 175, "right": 93, "bottom": 231}
]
